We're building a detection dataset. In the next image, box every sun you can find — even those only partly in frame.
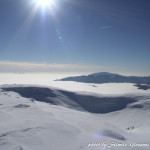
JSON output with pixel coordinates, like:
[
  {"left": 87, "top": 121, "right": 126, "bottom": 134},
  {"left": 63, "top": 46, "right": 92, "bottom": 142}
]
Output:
[{"left": 35, "top": 0, "right": 53, "bottom": 7}]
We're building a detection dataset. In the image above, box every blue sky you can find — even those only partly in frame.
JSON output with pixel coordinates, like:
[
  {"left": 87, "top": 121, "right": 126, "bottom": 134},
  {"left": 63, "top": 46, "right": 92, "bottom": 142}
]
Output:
[{"left": 0, "top": 0, "right": 150, "bottom": 75}]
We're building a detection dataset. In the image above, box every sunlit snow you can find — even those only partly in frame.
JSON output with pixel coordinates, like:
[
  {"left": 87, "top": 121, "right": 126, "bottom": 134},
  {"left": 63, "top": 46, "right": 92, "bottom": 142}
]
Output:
[{"left": 0, "top": 73, "right": 150, "bottom": 150}]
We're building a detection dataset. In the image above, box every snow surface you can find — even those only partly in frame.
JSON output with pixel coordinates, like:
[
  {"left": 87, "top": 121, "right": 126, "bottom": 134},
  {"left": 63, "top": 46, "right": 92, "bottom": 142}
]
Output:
[
  {"left": 0, "top": 83, "right": 150, "bottom": 150},
  {"left": 0, "top": 73, "right": 150, "bottom": 150}
]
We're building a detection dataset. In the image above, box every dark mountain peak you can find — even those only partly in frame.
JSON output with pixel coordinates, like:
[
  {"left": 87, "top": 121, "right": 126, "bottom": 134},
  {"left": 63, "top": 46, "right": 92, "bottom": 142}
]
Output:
[
  {"left": 89, "top": 72, "right": 122, "bottom": 77},
  {"left": 57, "top": 72, "right": 150, "bottom": 85}
]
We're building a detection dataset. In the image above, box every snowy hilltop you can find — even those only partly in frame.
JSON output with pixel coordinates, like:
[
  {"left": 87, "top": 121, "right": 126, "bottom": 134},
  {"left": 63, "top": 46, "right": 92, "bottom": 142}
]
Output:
[{"left": 0, "top": 84, "right": 150, "bottom": 150}]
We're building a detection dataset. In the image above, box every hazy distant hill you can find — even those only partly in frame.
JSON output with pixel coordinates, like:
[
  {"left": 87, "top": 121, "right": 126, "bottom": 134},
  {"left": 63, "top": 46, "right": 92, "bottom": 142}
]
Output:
[{"left": 57, "top": 72, "right": 150, "bottom": 85}]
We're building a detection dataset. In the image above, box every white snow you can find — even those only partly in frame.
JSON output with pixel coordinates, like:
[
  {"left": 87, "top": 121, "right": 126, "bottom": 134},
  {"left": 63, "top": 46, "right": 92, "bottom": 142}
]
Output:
[{"left": 0, "top": 73, "right": 150, "bottom": 150}]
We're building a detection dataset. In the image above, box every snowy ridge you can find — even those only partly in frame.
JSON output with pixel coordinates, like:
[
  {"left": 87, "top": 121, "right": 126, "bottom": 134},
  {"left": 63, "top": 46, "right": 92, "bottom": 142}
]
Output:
[
  {"left": 1, "top": 86, "right": 137, "bottom": 113},
  {"left": 0, "top": 85, "right": 150, "bottom": 150}
]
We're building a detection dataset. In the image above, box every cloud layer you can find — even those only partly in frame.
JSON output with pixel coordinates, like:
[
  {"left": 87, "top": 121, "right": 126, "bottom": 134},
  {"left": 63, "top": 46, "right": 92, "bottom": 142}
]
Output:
[{"left": 0, "top": 61, "right": 105, "bottom": 73}]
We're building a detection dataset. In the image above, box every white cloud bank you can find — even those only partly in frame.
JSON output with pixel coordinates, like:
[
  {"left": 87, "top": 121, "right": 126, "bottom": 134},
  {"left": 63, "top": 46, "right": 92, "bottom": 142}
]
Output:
[
  {"left": 0, "top": 61, "right": 107, "bottom": 73},
  {"left": 0, "top": 61, "right": 149, "bottom": 76}
]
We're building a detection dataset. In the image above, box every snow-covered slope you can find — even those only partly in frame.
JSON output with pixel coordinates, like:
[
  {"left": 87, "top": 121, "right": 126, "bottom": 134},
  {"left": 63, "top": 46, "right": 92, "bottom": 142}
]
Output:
[{"left": 0, "top": 85, "right": 150, "bottom": 150}]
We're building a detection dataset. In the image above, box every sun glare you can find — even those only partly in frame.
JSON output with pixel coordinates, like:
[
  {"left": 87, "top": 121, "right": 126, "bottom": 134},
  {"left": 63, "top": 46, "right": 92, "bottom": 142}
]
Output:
[{"left": 35, "top": 0, "right": 53, "bottom": 7}]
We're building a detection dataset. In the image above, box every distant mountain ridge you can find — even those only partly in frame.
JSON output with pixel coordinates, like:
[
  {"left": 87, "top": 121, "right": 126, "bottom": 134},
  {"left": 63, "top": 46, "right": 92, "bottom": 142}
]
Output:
[
  {"left": 57, "top": 72, "right": 150, "bottom": 85},
  {"left": 90, "top": 72, "right": 120, "bottom": 77}
]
